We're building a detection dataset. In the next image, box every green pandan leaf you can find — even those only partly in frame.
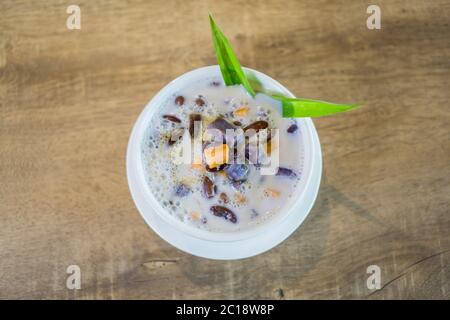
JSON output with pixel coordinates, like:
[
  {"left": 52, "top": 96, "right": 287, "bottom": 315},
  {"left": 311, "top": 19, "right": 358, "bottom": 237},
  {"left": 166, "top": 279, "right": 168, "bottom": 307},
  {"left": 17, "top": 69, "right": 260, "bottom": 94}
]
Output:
[
  {"left": 209, "top": 14, "right": 255, "bottom": 97},
  {"left": 209, "top": 14, "right": 359, "bottom": 117},
  {"left": 272, "top": 95, "right": 359, "bottom": 117}
]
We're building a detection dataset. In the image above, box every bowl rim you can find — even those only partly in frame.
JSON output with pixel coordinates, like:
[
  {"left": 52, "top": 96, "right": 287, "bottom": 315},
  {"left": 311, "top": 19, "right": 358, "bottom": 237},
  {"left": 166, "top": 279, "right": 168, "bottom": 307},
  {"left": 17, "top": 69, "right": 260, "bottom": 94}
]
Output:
[{"left": 127, "top": 65, "right": 319, "bottom": 243}]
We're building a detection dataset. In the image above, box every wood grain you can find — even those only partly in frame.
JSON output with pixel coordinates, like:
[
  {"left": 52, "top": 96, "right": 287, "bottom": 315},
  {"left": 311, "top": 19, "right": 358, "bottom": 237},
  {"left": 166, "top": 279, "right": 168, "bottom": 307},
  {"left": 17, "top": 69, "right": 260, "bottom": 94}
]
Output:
[{"left": 1, "top": 0, "right": 449, "bottom": 299}]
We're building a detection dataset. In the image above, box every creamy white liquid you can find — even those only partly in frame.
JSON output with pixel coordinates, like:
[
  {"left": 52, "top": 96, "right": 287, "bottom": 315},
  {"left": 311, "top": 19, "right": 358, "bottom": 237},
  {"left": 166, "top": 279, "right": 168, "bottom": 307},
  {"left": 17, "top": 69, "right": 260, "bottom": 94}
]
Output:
[{"left": 141, "top": 77, "right": 304, "bottom": 233}]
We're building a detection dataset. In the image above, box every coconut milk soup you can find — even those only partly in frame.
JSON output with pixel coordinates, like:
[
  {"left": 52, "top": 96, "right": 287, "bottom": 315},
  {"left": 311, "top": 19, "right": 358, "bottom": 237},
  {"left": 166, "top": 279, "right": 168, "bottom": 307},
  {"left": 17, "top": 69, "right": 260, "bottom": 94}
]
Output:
[{"left": 141, "top": 77, "right": 305, "bottom": 233}]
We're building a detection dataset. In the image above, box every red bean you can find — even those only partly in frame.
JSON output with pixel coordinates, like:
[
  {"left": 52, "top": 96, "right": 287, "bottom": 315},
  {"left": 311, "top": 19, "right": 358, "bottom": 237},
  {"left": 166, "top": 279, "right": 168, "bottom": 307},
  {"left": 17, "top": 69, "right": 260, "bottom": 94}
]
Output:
[
  {"left": 244, "top": 120, "right": 269, "bottom": 132},
  {"left": 175, "top": 96, "right": 185, "bottom": 106},
  {"left": 202, "top": 176, "right": 217, "bottom": 199},
  {"left": 208, "top": 117, "right": 235, "bottom": 134},
  {"left": 195, "top": 97, "right": 206, "bottom": 106},
  {"left": 210, "top": 206, "right": 237, "bottom": 223},
  {"left": 162, "top": 114, "right": 181, "bottom": 123},
  {"left": 219, "top": 192, "right": 229, "bottom": 204}
]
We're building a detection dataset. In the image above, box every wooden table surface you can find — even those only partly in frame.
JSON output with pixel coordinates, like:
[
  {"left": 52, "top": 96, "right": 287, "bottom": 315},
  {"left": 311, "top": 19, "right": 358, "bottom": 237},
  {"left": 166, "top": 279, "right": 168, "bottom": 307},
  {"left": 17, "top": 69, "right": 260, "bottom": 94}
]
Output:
[{"left": 1, "top": 0, "right": 449, "bottom": 300}]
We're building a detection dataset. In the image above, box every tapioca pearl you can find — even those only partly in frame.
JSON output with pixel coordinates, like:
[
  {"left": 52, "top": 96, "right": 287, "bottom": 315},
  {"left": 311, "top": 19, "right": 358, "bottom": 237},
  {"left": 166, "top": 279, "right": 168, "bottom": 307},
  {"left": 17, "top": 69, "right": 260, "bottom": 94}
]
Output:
[{"left": 228, "top": 97, "right": 238, "bottom": 107}]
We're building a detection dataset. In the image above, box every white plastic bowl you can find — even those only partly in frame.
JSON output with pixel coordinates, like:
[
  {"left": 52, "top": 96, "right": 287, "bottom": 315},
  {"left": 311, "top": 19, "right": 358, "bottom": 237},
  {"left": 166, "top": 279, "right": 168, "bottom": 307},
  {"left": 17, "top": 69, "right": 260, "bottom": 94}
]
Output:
[{"left": 127, "top": 66, "right": 322, "bottom": 259}]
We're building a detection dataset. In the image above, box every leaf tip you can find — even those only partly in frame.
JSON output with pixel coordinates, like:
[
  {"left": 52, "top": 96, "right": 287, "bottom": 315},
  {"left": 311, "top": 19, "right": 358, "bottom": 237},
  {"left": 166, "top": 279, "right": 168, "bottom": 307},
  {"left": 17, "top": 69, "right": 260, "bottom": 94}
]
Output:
[
  {"left": 209, "top": 13, "right": 216, "bottom": 28},
  {"left": 346, "top": 104, "right": 361, "bottom": 111}
]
